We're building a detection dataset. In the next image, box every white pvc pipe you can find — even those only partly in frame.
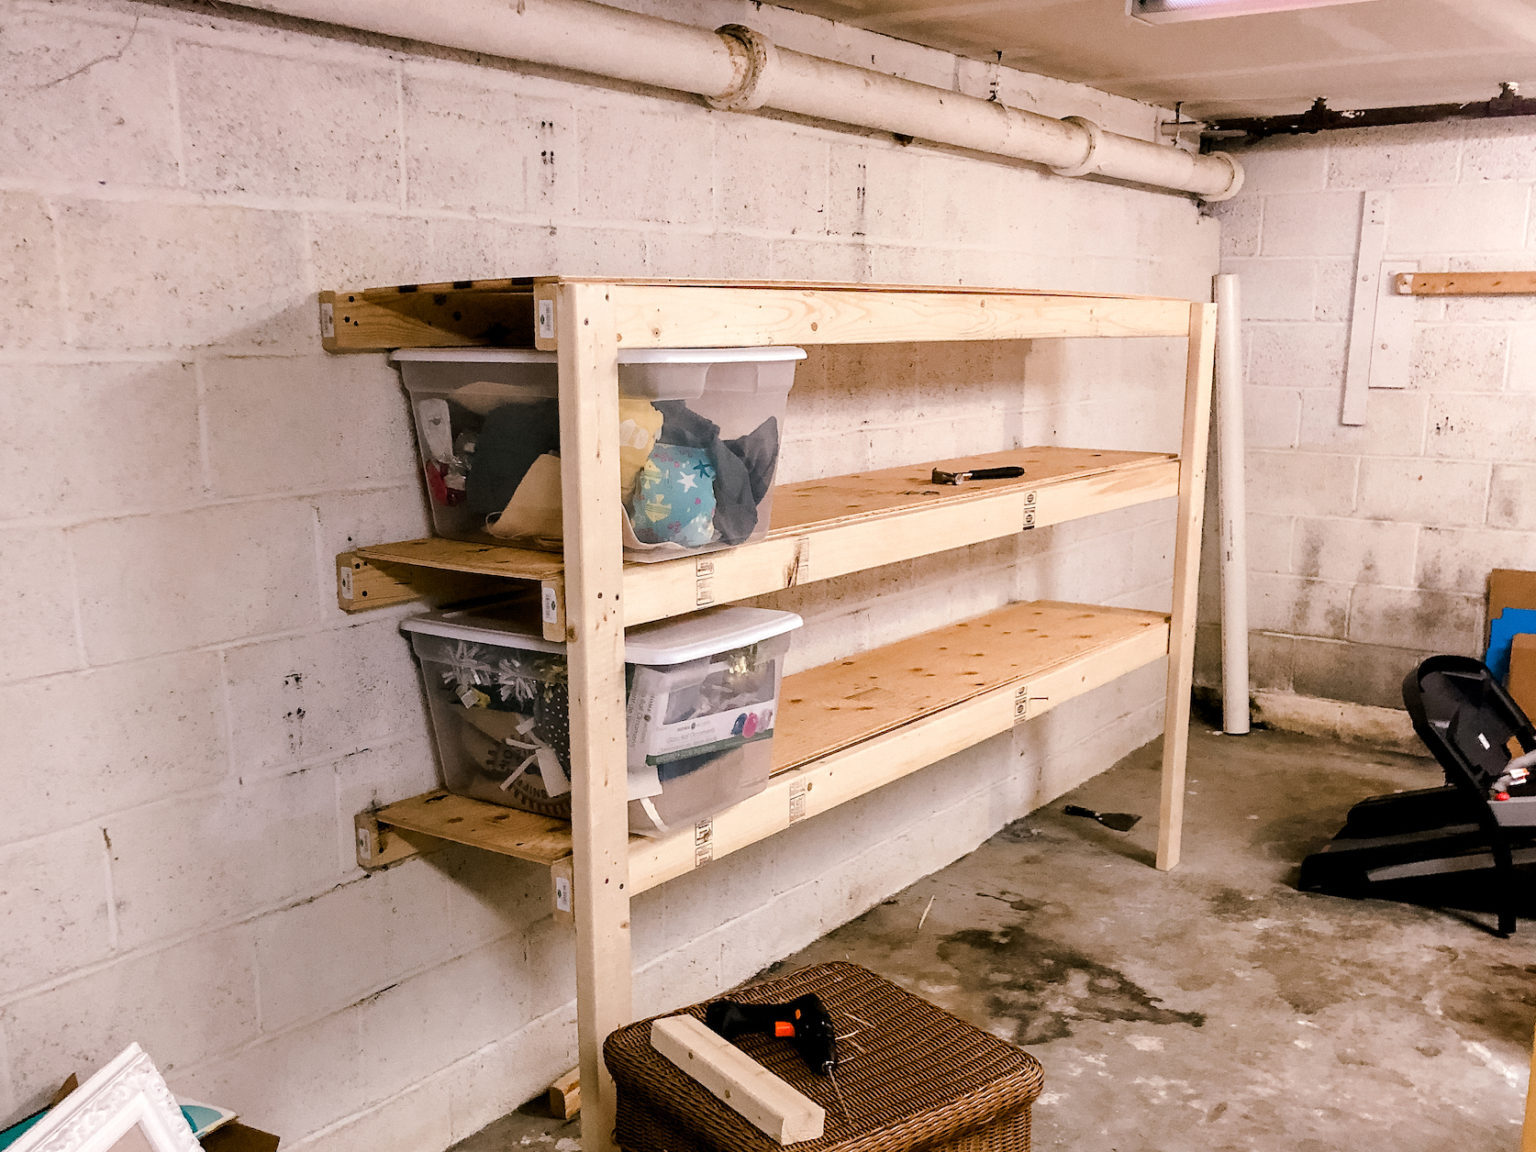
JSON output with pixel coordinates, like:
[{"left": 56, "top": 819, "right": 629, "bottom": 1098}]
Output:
[
  {"left": 1214, "top": 274, "right": 1250, "bottom": 735},
  {"left": 222, "top": 0, "right": 1243, "bottom": 201}
]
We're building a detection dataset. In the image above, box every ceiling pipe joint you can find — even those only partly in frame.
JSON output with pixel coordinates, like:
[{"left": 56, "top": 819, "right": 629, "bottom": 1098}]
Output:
[
  {"left": 1050, "top": 116, "right": 1104, "bottom": 177},
  {"left": 706, "top": 24, "right": 780, "bottom": 112}
]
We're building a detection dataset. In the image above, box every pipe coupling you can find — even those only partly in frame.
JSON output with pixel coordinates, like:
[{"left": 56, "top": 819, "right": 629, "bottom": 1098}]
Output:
[
  {"left": 1050, "top": 116, "right": 1103, "bottom": 178},
  {"left": 1200, "top": 149, "right": 1245, "bottom": 202},
  {"left": 707, "top": 24, "right": 779, "bottom": 112}
]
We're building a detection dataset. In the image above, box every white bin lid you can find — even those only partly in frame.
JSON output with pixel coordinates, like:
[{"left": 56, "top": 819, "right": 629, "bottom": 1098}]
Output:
[
  {"left": 402, "top": 602, "right": 802, "bottom": 665},
  {"left": 392, "top": 347, "right": 806, "bottom": 365}
]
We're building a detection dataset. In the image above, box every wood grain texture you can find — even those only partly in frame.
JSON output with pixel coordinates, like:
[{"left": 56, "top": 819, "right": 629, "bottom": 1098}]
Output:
[
  {"left": 320, "top": 288, "right": 535, "bottom": 352},
  {"left": 558, "top": 282, "right": 631, "bottom": 1152},
  {"left": 366, "top": 600, "right": 1168, "bottom": 891},
  {"left": 650, "top": 1015, "right": 825, "bottom": 1145},
  {"left": 1157, "top": 302, "right": 1215, "bottom": 873},
  {"left": 1397, "top": 270, "right": 1536, "bottom": 296},
  {"left": 372, "top": 791, "right": 576, "bottom": 864},
  {"left": 348, "top": 447, "right": 1178, "bottom": 621},
  {"left": 593, "top": 284, "right": 1192, "bottom": 349}
]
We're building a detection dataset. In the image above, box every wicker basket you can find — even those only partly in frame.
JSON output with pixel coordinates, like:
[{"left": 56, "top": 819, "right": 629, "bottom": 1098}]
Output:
[{"left": 604, "top": 962, "right": 1044, "bottom": 1152}]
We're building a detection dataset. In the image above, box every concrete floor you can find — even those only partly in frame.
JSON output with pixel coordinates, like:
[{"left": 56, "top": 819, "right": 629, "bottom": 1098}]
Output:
[{"left": 457, "top": 724, "right": 1535, "bottom": 1152}]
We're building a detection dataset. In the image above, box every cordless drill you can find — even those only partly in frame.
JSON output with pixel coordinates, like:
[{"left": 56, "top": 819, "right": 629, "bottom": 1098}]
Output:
[{"left": 703, "top": 993, "right": 838, "bottom": 1075}]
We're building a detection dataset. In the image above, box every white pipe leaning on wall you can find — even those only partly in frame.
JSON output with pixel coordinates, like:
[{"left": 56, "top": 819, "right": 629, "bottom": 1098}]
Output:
[
  {"left": 1213, "top": 274, "right": 1250, "bottom": 735},
  {"left": 221, "top": 0, "right": 1244, "bottom": 200}
]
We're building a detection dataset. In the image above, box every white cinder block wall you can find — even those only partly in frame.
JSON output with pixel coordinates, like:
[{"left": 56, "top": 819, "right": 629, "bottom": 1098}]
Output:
[
  {"left": 1204, "top": 123, "right": 1536, "bottom": 738},
  {"left": 0, "top": 1, "right": 1218, "bottom": 1147}
]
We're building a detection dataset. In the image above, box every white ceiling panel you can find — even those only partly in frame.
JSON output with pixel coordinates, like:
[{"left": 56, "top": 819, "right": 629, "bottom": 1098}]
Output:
[{"left": 779, "top": 0, "right": 1536, "bottom": 119}]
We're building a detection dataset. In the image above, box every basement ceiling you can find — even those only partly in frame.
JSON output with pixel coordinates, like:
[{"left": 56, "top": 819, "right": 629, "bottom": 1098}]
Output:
[{"left": 779, "top": 0, "right": 1536, "bottom": 120}]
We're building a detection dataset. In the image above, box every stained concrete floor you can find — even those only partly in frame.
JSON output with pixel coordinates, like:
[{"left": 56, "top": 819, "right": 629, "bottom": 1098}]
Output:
[{"left": 457, "top": 724, "right": 1535, "bottom": 1152}]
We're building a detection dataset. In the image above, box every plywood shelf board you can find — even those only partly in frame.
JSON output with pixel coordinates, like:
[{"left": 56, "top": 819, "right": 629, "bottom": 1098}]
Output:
[
  {"left": 346, "top": 447, "right": 1178, "bottom": 620},
  {"left": 366, "top": 599, "right": 1169, "bottom": 874}
]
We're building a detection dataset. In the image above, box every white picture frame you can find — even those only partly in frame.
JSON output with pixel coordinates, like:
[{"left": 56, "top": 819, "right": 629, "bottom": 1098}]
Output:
[{"left": 10, "top": 1044, "right": 202, "bottom": 1152}]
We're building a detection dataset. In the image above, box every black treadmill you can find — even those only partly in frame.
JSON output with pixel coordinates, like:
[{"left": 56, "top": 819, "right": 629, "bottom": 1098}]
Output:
[{"left": 1299, "top": 655, "right": 1536, "bottom": 936}]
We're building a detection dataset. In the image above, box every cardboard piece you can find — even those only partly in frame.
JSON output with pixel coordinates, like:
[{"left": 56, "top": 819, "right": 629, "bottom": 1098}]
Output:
[
  {"left": 199, "top": 1123, "right": 279, "bottom": 1152},
  {"left": 1488, "top": 569, "right": 1536, "bottom": 642},
  {"left": 1510, "top": 634, "right": 1536, "bottom": 721}
]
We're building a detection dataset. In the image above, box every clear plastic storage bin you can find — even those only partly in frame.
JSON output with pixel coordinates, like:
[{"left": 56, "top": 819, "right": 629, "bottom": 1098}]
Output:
[
  {"left": 401, "top": 601, "right": 802, "bottom": 836},
  {"left": 394, "top": 347, "right": 804, "bottom": 562}
]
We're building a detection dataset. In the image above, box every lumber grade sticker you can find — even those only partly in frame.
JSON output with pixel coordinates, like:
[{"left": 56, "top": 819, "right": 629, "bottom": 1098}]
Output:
[{"left": 694, "top": 818, "right": 714, "bottom": 867}]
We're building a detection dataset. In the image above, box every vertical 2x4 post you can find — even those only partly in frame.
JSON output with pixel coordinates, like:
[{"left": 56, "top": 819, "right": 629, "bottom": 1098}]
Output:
[
  {"left": 1158, "top": 302, "right": 1217, "bottom": 872},
  {"left": 557, "top": 283, "right": 632, "bottom": 1152}
]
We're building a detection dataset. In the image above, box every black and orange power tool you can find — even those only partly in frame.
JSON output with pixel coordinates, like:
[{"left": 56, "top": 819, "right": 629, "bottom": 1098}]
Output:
[{"left": 703, "top": 993, "right": 838, "bottom": 1076}]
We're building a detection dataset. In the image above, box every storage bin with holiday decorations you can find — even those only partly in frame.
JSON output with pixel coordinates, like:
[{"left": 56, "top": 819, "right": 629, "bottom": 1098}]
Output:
[
  {"left": 401, "top": 601, "right": 802, "bottom": 836},
  {"left": 394, "top": 347, "right": 804, "bottom": 561}
]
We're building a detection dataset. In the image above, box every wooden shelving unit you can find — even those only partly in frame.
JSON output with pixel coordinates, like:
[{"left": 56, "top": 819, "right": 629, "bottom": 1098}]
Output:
[{"left": 326, "top": 277, "right": 1215, "bottom": 1152}]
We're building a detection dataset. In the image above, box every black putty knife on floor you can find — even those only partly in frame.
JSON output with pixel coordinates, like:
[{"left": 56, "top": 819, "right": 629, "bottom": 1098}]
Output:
[{"left": 1062, "top": 804, "right": 1142, "bottom": 832}]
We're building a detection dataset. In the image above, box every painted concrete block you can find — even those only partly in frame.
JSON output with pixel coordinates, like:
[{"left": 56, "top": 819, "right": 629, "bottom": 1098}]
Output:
[
  {"left": 0, "top": 193, "right": 60, "bottom": 350},
  {"left": 1244, "top": 387, "right": 1302, "bottom": 449},
  {"left": 4, "top": 925, "right": 257, "bottom": 1092},
  {"left": 1313, "top": 257, "right": 1355, "bottom": 322},
  {"left": 294, "top": 1070, "right": 454, "bottom": 1152},
  {"left": 1355, "top": 458, "right": 1490, "bottom": 528},
  {"left": 223, "top": 617, "right": 421, "bottom": 777},
  {"left": 1295, "top": 387, "right": 1428, "bottom": 457},
  {"left": 1489, "top": 464, "right": 1536, "bottom": 531},
  {"left": 827, "top": 144, "right": 925, "bottom": 242},
  {"left": 446, "top": 1003, "right": 577, "bottom": 1143},
  {"left": 69, "top": 499, "right": 319, "bottom": 664},
  {"left": 331, "top": 739, "right": 441, "bottom": 876},
  {"left": 0, "top": 526, "right": 83, "bottom": 683},
  {"left": 0, "top": 361, "right": 200, "bottom": 520},
  {"left": 1289, "top": 635, "right": 1433, "bottom": 710},
  {"left": 552, "top": 225, "right": 649, "bottom": 276},
  {"left": 646, "top": 229, "right": 774, "bottom": 279},
  {"left": 1213, "top": 196, "right": 1261, "bottom": 258},
  {"left": 1291, "top": 516, "right": 1418, "bottom": 587},
  {"left": 0, "top": 12, "right": 179, "bottom": 187},
  {"left": 170, "top": 1009, "right": 367, "bottom": 1139},
  {"left": 1248, "top": 571, "right": 1351, "bottom": 639},
  {"left": 717, "top": 120, "right": 830, "bottom": 236},
  {"left": 178, "top": 42, "right": 399, "bottom": 202},
  {"left": 577, "top": 103, "right": 714, "bottom": 224},
  {"left": 254, "top": 864, "right": 457, "bottom": 1032},
  {"left": 1410, "top": 324, "right": 1509, "bottom": 392},
  {"left": 202, "top": 354, "right": 416, "bottom": 499},
  {"left": 1347, "top": 585, "right": 1483, "bottom": 652},
  {"left": 307, "top": 213, "right": 436, "bottom": 291},
  {"left": 1247, "top": 322, "right": 1348, "bottom": 389},
  {"left": 0, "top": 823, "right": 112, "bottom": 997},
  {"left": 1388, "top": 184, "right": 1530, "bottom": 254},
  {"left": 1325, "top": 123, "right": 1462, "bottom": 189},
  {"left": 1425, "top": 393, "right": 1536, "bottom": 461},
  {"left": 1415, "top": 525, "right": 1536, "bottom": 593},
  {"left": 1507, "top": 323, "right": 1536, "bottom": 392},
  {"left": 356, "top": 941, "right": 538, "bottom": 1103},
  {"left": 1245, "top": 450, "right": 1357, "bottom": 517},
  {"left": 1222, "top": 265, "right": 1320, "bottom": 327},
  {"left": 1230, "top": 139, "right": 1328, "bottom": 193},
  {"left": 1260, "top": 192, "right": 1361, "bottom": 258},
  {"left": 106, "top": 766, "right": 338, "bottom": 948},
  {"left": 0, "top": 650, "right": 227, "bottom": 845},
  {"left": 54, "top": 200, "right": 308, "bottom": 351},
  {"left": 1461, "top": 120, "right": 1536, "bottom": 183},
  {"left": 1245, "top": 511, "right": 1294, "bottom": 577},
  {"left": 404, "top": 71, "right": 574, "bottom": 217}
]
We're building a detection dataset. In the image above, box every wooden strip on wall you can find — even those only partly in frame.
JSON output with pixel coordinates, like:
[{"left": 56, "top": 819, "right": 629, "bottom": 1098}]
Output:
[{"left": 1397, "top": 270, "right": 1536, "bottom": 296}]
